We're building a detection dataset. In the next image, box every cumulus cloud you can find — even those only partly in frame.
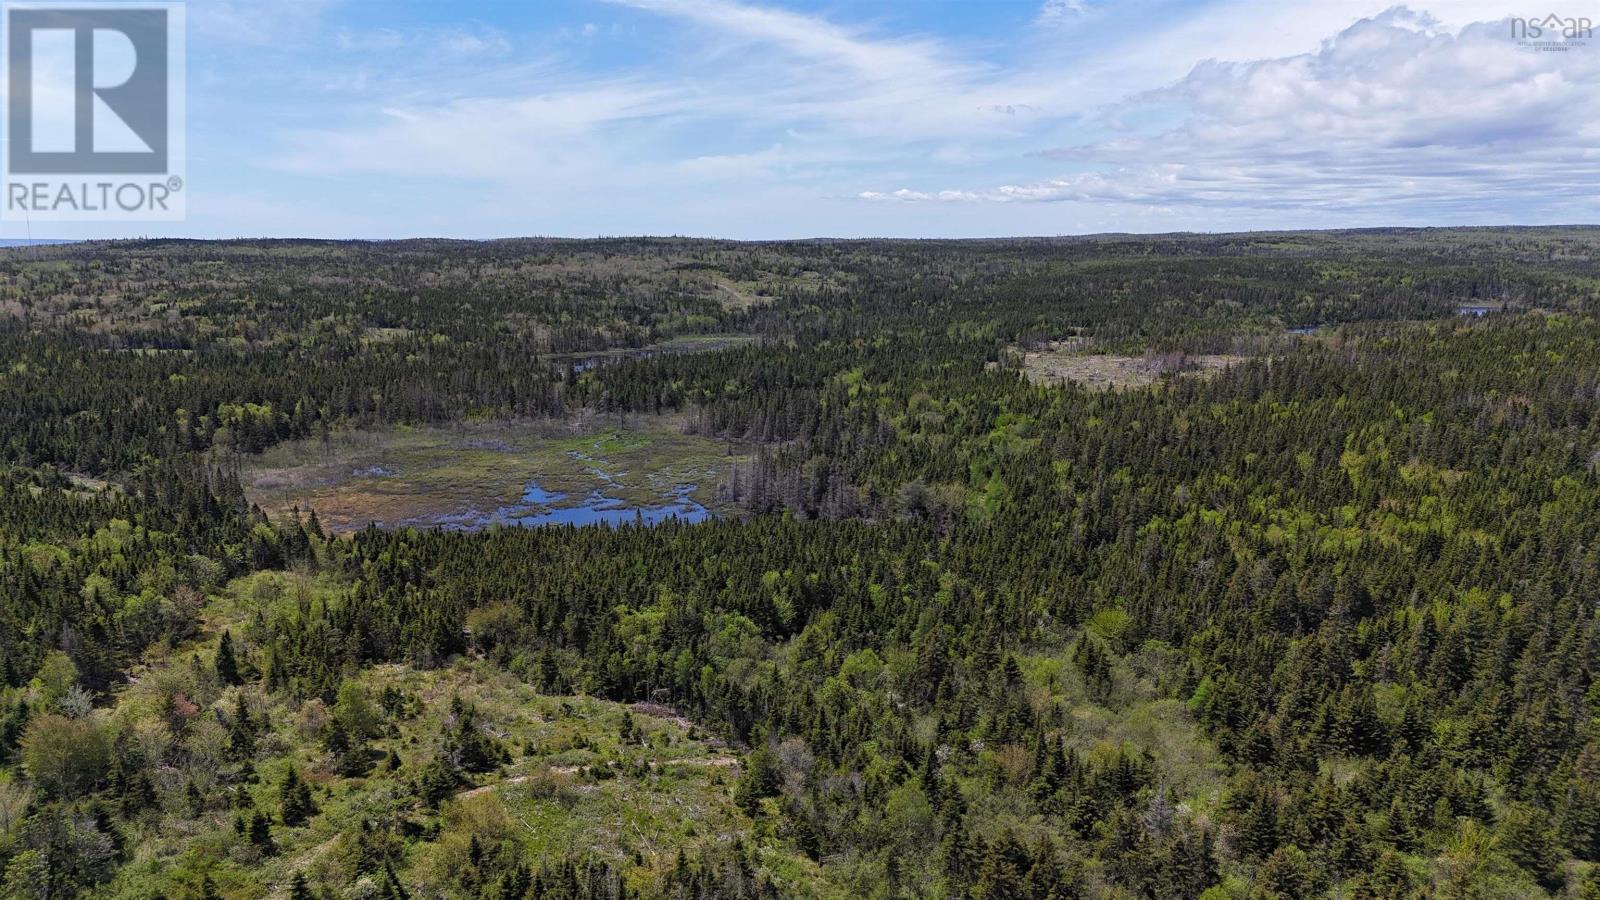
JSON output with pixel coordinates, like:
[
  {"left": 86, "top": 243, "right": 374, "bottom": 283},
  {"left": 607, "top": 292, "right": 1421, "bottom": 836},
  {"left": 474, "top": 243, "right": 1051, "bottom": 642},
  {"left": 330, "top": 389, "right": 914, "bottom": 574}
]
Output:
[
  {"left": 866, "top": 7, "right": 1600, "bottom": 217},
  {"left": 250, "top": 0, "right": 1600, "bottom": 235}
]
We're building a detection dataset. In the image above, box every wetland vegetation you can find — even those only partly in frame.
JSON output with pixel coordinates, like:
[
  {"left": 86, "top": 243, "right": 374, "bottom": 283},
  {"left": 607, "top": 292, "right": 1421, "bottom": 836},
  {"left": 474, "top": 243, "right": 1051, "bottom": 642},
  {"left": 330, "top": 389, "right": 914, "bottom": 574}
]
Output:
[{"left": 242, "top": 416, "right": 740, "bottom": 533}]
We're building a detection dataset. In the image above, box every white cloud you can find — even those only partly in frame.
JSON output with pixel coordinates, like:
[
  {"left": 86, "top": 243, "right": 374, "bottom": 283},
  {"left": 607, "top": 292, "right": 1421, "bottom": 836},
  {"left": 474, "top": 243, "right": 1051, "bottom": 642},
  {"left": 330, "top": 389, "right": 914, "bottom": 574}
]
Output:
[
  {"left": 1036, "top": 0, "right": 1088, "bottom": 23},
  {"left": 606, "top": 0, "right": 950, "bottom": 80},
  {"left": 439, "top": 30, "right": 514, "bottom": 57},
  {"left": 265, "top": 0, "right": 1047, "bottom": 188},
  {"left": 333, "top": 25, "right": 511, "bottom": 58},
  {"left": 866, "top": 7, "right": 1600, "bottom": 218},
  {"left": 273, "top": 83, "right": 678, "bottom": 181},
  {"left": 193, "top": 0, "right": 338, "bottom": 46},
  {"left": 241, "top": 0, "right": 1600, "bottom": 237},
  {"left": 601, "top": 0, "right": 1034, "bottom": 143}
]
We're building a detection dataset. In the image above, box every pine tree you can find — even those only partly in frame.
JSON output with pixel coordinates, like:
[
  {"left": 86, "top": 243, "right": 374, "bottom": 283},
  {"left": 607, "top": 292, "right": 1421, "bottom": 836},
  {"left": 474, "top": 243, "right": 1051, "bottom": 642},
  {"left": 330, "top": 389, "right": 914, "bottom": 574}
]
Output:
[
  {"left": 1350, "top": 849, "right": 1414, "bottom": 900},
  {"left": 1498, "top": 803, "right": 1563, "bottom": 891},
  {"left": 1579, "top": 867, "right": 1600, "bottom": 900},
  {"left": 216, "top": 630, "right": 242, "bottom": 686},
  {"left": 228, "top": 692, "right": 257, "bottom": 760},
  {"left": 734, "top": 743, "right": 782, "bottom": 815},
  {"left": 1253, "top": 845, "right": 1317, "bottom": 899},
  {"left": 972, "top": 829, "right": 1029, "bottom": 900},
  {"left": 249, "top": 810, "right": 276, "bottom": 855},
  {"left": 377, "top": 863, "right": 408, "bottom": 900},
  {"left": 445, "top": 697, "right": 502, "bottom": 774},
  {"left": 416, "top": 758, "right": 462, "bottom": 808},
  {"left": 280, "top": 768, "right": 316, "bottom": 826}
]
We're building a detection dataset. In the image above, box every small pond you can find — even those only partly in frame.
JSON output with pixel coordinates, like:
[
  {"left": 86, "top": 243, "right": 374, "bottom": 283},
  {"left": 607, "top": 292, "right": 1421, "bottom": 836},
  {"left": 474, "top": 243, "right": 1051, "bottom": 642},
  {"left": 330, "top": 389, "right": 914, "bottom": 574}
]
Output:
[
  {"left": 399, "top": 481, "right": 712, "bottom": 531},
  {"left": 499, "top": 481, "right": 711, "bottom": 528}
]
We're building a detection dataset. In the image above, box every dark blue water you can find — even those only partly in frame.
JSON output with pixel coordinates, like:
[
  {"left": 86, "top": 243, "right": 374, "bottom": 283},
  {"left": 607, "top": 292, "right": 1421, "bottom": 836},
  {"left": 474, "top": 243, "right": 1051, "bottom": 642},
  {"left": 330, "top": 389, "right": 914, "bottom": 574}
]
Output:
[
  {"left": 521, "top": 483, "right": 568, "bottom": 505},
  {"left": 459, "top": 481, "right": 711, "bottom": 529},
  {"left": 389, "top": 480, "right": 710, "bottom": 531}
]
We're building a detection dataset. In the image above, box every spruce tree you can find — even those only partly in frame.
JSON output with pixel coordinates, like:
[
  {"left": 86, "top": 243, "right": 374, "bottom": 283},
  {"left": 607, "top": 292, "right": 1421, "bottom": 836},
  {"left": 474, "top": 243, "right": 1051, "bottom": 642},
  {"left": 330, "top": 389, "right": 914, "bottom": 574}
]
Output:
[
  {"left": 280, "top": 768, "right": 316, "bottom": 826},
  {"left": 215, "top": 630, "right": 242, "bottom": 686}
]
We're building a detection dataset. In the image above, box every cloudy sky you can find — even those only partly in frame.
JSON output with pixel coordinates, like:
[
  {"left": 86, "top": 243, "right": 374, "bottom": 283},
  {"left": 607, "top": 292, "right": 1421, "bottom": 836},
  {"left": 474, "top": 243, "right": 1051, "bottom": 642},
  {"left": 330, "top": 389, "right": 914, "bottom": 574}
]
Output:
[{"left": 11, "top": 0, "right": 1599, "bottom": 239}]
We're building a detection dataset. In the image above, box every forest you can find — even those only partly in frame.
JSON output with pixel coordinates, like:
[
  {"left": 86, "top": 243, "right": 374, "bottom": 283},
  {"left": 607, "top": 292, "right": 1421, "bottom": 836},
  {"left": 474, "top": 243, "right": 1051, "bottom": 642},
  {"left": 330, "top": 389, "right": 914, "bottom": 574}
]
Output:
[{"left": 0, "top": 227, "right": 1597, "bottom": 898}]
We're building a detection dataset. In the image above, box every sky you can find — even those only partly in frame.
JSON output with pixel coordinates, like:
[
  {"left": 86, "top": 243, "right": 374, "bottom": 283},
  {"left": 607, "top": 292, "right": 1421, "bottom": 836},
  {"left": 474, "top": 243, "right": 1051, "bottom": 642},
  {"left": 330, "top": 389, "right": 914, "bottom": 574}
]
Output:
[{"left": 9, "top": 0, "right": 1600, "bottom": 240}]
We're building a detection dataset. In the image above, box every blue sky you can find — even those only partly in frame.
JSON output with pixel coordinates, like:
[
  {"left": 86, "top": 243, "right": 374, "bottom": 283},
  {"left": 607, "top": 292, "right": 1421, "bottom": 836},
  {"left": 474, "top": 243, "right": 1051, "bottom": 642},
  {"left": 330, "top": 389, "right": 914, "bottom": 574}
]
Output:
[{"left": 14, "top": 0, "right": 1600, "bottom": 239}]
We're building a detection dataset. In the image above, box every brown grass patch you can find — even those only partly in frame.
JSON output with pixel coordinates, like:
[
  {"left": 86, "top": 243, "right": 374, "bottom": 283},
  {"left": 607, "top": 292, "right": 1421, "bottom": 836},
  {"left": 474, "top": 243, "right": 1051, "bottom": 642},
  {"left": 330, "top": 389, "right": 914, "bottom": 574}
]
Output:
[{"left": 1015, "top": 344, "right": 1244, "bottom": 390}]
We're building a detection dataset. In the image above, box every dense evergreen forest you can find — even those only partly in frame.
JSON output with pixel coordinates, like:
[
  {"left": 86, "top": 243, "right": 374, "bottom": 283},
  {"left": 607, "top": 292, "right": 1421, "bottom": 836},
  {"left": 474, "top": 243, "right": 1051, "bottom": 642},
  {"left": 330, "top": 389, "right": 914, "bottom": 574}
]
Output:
[{"left": 0, "top": 228, "right": 1598, "bottom": 898}]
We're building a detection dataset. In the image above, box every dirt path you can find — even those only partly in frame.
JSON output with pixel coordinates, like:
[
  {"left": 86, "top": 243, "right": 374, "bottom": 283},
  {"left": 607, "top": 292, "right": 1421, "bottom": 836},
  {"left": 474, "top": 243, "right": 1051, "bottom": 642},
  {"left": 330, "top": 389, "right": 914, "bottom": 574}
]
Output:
[
  {"left": 266, "top": 833, "right": 340, "bottom": 900},
  {"left": 452, "top": 754, "right": 739, "bottom": 802},
  {"left": 456, "top": 772, "right": 536, "bottom": 799}
]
